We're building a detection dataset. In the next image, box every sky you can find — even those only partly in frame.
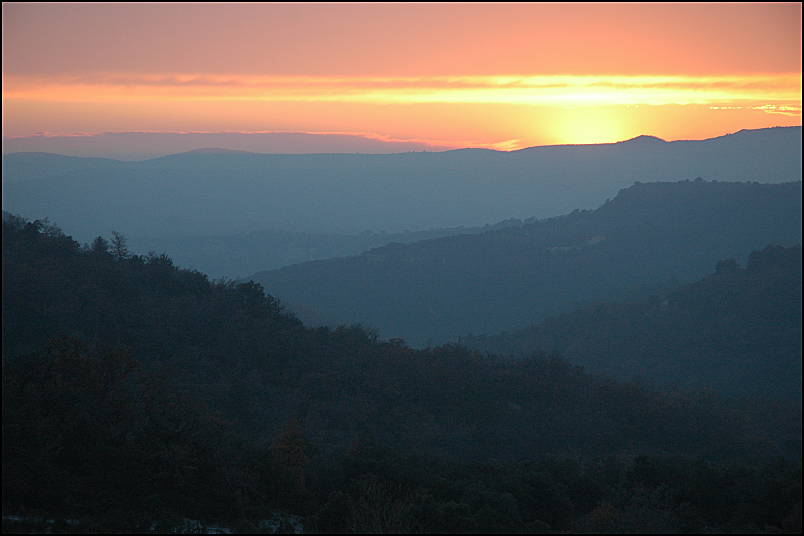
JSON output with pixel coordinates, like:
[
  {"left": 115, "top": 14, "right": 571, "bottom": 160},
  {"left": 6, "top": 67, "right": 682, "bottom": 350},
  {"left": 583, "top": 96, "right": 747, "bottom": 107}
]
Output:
[{"left": 2, "top": 2, "right": 802, "bottom": 154}]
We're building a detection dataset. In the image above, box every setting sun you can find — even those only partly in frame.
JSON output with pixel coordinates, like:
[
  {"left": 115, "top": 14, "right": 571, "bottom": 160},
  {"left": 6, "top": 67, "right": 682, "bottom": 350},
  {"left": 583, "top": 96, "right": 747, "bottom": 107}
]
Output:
[
  {"left": 2, "top": 3, "right": 800, "bottom": 150},
  {"left": 547, "top": 107, "right": 632, "bottom": 145}
]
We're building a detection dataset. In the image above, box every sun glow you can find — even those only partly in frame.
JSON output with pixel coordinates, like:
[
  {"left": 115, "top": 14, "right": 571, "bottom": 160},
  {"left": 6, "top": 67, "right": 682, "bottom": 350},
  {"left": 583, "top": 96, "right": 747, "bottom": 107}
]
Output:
[
  {"left": 3, "top": 74, "right": 801, "bottom": 148},
  {"left": 2, "top": 3, "right": 800, "bottom": 148},
  {"left": 548, "top": 108, "right": 631, "bottom": 145},
  {"left": 4, "top": 73, "right": 801, "bottom": 107}
]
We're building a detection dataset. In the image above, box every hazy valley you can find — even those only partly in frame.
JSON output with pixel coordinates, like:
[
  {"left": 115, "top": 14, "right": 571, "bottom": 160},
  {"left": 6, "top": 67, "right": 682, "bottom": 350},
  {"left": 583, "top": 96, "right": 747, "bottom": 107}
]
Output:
[{"left": 254, "top": 179, "right": 801, "bottom": 345}]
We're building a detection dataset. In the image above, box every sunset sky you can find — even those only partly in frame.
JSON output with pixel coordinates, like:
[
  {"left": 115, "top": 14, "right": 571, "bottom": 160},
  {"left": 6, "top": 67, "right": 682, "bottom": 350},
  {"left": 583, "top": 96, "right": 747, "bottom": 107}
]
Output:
[{"left": 2, "top": 2, "right": 802, "bottom": 152}]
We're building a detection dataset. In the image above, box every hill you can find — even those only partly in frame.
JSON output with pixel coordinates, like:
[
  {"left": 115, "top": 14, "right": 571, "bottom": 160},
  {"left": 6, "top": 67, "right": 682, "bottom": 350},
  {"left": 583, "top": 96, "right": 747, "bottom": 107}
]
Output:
[
  {"left": 252, "top": 180, "right": 802, "bottom": 345},
  {"left": 465, "top": 245, "right": 802, "bottom": 399},
  {"left": 3, "top": 127, "right": 800, "bottom": 244},
  {"left": 7, "top": 214, "right": 780, "bottom": 461},
  {"left": 3, "top": 215, "right": 800, "bottom": 531}
]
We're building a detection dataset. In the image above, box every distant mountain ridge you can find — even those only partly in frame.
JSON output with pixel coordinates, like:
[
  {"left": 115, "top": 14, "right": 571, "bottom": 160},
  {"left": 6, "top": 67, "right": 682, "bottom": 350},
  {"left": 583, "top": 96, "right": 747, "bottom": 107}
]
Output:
[
  {"left": 5, "top": 126, "right": 794, "bottom": 158},
  {"left": 509, "top": 126, "right": 797, "bottom": 150},
  {"left": 1, "top": 130, "right": 457, "bottom": 160},
  {"left": 616, "top": 134, "right": 666, "bottom": 144},
  {"left": 251, "top": 180, "right": 802, "bottom": 345},
  {"left": 3, "top": 126, "right": 801, "bottom": 243}
]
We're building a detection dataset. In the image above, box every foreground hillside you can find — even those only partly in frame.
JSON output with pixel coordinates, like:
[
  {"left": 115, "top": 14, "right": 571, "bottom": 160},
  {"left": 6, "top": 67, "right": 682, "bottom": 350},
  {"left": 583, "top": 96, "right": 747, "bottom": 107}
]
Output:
[
  {"left": 254, "top": 180, "right": 802, "bottom": 345},
  {"left": 466, "top": 245, "right": 802, "bottom": 399},
  {"left": 3, "top": 216, "right": 800, "bottom": 532},
  {"left": 7, "top": 215, "right": 791, "bottom": 461}
]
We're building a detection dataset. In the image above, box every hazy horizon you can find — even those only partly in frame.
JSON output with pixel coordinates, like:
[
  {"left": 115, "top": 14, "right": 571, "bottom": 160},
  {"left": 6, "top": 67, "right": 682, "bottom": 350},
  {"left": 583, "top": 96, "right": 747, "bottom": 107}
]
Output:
[
  {"left": 3, "top": 125, "right": 801, "bottom": 160},
  {"left": 4, "top": 3, "right": 801, "bottom": 149}
]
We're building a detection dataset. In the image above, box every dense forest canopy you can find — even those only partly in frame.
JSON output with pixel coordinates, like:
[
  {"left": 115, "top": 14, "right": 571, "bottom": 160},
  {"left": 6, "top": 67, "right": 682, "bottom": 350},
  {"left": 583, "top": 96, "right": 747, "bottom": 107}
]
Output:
[{"left": 3, "top": 215, "right": 801, "bottom": 532}]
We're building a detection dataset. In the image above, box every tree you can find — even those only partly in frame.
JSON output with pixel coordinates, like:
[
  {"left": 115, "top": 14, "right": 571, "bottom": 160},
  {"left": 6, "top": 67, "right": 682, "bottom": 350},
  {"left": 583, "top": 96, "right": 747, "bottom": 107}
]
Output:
[
  {"left": 271, "top": 419, "right": 310, "bottom": 494},
  {"left": 91, "top": 236, "right": 110, "bottom": 255},
  {"left": 111, "top": 231, "right": 129, "bottom": 260}
]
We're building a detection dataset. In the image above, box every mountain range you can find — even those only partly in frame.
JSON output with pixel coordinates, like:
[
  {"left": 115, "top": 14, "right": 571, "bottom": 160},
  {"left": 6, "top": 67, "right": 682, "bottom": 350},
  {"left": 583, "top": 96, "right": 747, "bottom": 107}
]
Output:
[
  {"left": 1, "top": 131, "right": 457, "bottom": 160},
  {"left": 3, "top": 127, "right": 800, "bottom": 246}
]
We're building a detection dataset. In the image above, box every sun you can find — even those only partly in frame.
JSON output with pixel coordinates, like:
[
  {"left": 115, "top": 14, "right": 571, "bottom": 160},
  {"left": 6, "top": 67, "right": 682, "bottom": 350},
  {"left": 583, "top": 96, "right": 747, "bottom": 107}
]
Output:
[{"left": 548, "top": 106, "right": 633, "bottom": 145}]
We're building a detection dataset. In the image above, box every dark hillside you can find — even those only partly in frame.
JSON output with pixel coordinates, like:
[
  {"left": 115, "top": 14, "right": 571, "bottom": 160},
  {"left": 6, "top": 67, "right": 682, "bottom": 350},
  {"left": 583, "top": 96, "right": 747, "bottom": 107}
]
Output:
[
  {"left": 2, "top": 216, "right": 800, "bottom": 531},
  {"left": 6, "top": 215, "right": 789, "bottom": 462},
  {"left": 466, "top": 245, "right": 802, "bottom": 399},
  {"left": 253, "top": 180, "right": 802, "bottom": 345}
]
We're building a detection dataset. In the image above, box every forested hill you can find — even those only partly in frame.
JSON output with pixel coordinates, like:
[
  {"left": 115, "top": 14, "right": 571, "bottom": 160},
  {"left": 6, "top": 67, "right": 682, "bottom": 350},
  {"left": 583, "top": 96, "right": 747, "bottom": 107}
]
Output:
[
  {"left": 252, "top": 180, "right": 803, "bottom": 345},
  {"left": 3, "top": 215, "right": 801, "bottom": 531},
  {"left": 3, "top": 126, "right": 800, "bottom": 242},
  {"left": 465, "top": 245, "right": 803, "bottom": 399},
  {"left": 7, "top": 214, "right": 791, "bottom": 461}
]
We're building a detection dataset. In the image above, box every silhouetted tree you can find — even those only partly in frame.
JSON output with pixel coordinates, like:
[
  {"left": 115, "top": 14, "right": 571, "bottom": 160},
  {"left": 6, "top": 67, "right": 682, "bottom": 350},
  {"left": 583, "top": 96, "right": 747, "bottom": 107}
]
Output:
[
  {"left": 90, "top": 235, "right": 110, "bottom": 255},
  {"left": 110, "top": 231, "right": 129, "bottom": 260}
]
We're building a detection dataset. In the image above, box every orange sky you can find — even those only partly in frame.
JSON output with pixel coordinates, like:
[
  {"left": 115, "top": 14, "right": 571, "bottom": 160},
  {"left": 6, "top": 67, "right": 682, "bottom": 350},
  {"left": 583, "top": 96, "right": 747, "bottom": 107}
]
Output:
[{"left": 2, "top": 3, "right": 801, "bottom": 149}]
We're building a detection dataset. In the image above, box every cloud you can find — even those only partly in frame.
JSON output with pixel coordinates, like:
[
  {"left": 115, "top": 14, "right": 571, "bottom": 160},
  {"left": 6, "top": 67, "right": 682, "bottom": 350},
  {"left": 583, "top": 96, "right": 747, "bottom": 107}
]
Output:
[
  {"left": 5, "top": 73, "right": 800, "bottom": 109},
  {"left": 750, "top": 104, "right": 802, "bottom": 116}
]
